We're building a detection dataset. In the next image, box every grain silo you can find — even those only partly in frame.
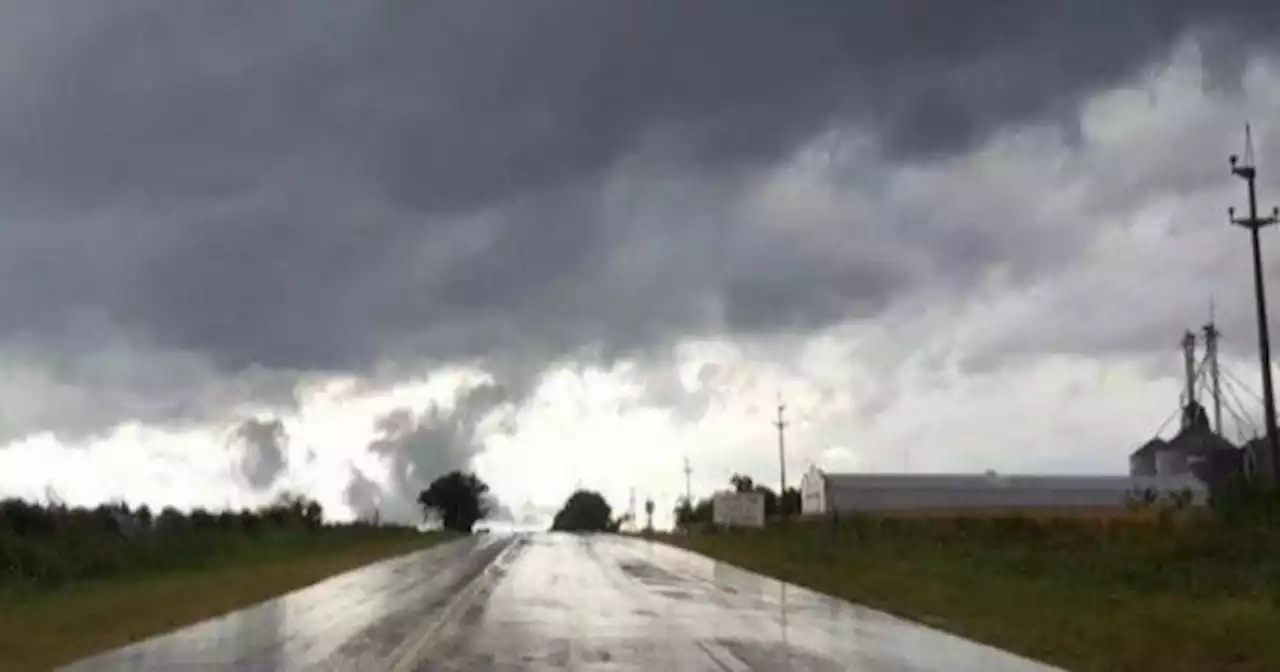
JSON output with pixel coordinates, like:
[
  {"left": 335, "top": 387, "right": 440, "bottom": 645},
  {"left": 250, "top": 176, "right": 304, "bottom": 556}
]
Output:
[
  {"left": 1157, "top": 406, "right": 1241, "bottom": 487},
  {"left": 1129, "top": 438, "right": 1166, "bottom": 477}
]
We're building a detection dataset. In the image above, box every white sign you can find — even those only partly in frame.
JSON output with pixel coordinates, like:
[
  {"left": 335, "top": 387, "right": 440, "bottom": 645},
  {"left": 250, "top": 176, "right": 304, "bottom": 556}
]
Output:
[{"left": 713, "top": 491, "right": 765, "bottom": 528}]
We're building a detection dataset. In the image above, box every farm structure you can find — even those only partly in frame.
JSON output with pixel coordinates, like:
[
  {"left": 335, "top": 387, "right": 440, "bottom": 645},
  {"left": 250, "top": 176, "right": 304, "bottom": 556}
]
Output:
[
  {"left": 799, "top": 468, "right": 1204, "bottom": 517},
  {"left": 799, "top": 321, "right": 1263, "bottom": 518}
]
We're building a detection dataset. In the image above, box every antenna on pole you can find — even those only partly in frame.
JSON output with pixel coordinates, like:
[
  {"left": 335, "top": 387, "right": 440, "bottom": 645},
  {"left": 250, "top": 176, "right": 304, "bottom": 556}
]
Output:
[{"left": 1229, "top": 122, "right": 1280, "bottom": 485}]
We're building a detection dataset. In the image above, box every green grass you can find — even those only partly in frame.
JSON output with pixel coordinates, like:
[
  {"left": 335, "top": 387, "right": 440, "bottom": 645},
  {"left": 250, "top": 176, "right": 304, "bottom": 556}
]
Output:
[
  {"left": 666, "top": 515, "right": 1280, "bottom": 672},
  {"left": 0, "top": 528, "right": 452, "bottom": 672}
]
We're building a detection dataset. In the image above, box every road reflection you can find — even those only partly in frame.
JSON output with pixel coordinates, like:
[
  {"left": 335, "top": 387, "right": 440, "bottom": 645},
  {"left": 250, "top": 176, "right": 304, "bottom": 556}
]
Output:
[
  {"left": 61, "top": 535, "right": 511, "bottom": 672},
  {"left": 64, "top": 533, "right": 1060, "bottom": 671},
  {"left": 420, "top": 534, "right": 1062, "bottom": 671}
]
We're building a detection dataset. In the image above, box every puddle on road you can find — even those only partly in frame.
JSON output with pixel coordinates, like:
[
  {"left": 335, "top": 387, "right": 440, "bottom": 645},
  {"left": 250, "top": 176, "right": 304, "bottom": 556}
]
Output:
[
  {"left": 654, "top": 588, "right": 694, "bottom": 601},
  {"left": 714, "top": 637, "right": 909, "bottom": 672},
  {"left": 617, "top": 560, "right": 689, "bottom": 586}
]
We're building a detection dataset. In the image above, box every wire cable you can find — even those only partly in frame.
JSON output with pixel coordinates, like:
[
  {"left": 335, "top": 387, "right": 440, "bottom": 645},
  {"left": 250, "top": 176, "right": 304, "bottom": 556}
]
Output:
[
  {"left": 1148, "top": 405, "right": 1181, "bottom": 441},
  {"left": 1219, "top": 374, "right": 1260, "bottom": 437},
  {"left": 1221, "top": 366, "right": 1266, "bottom": 406}
]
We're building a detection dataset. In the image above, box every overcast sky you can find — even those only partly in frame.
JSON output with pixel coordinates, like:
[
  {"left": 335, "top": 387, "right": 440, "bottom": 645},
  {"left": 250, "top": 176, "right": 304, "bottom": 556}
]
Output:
[{"left": 3, "top": 1, "right": 1280, "bottom": 527}]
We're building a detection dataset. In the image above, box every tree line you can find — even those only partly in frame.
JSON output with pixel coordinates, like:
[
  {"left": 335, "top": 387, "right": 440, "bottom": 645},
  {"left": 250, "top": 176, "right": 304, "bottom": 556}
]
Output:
[
  {"left": 4, "top": 465, "right": 784, "bottom": 592},
  {"left": 0, "top": 492, "right": 416, "bottom": 590}
]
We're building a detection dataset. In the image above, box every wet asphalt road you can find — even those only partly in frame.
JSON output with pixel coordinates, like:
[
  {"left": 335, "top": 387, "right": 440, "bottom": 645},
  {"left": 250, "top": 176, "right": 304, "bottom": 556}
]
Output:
[{"left": 62, "top": 533, "right": 1061, "bottom": 671}]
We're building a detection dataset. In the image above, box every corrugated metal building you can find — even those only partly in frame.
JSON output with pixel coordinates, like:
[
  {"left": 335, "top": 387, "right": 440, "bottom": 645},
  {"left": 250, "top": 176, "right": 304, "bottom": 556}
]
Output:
[{"left": 799, "top": 466, "right": 1206, "bottom": 516}]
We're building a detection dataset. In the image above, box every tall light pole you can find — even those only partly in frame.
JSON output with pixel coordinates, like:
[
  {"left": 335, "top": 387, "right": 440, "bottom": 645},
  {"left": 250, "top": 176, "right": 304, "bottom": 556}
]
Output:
[{"left": 1229, "top": 124, "right": 1280, "bottom": 484}]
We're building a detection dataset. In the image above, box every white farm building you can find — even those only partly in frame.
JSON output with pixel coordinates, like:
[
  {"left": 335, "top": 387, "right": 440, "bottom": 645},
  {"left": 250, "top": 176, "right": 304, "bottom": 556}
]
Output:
[{"left": 798, "top": 466, "right": 1206, "bottom": 516}]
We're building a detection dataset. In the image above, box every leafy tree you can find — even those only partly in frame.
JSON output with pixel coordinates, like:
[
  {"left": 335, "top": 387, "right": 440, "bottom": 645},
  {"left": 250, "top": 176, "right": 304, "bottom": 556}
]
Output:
[
  {"left": 550, "top": 490, "right": 614, "bottom": 532},
  {"left": 418, "top": 471, "right": 490, "bottom": 533},
  {"left": 265, "top": 492, "right": 325, "bottom": 529},
  {"left": 156, "top": 506, "right": 187, "bottom": 534},
  {"left": 189, "top": 507, "right": 217, "bottom": 532},
  {"left": 726, "top": 473, "right": 803, "bottom": 518},
  {"left": 135, "top": 504, "right": 153, "bottom": 530},
  {"left": 304, "top": 500, "right": 324, "bottom": 527},
  {"left": 673, "top": 496, "right": 713, "bottom": 531},
  {"left": 781, "top": 487, "right": 801, "bottom": 516},
  {"left": 753, "top": 485, "right": 780, "bottom": 517}
]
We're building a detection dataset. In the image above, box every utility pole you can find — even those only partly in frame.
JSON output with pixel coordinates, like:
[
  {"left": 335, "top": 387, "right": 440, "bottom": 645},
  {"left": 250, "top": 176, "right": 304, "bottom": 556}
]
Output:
[
  {"left": 1229, "top": 123, "right": 1280, "bottom": 485},
  {"left": 1204, "top": 318, "right": 1223, "bottom": 436},
  {"left": 775, "top": 401, "right": 788, "bottom": 516},
  {"left": 683, "top": 457, "right": 692, "bottom": 505},
  {"left": 628, "top": 487, "right": 636, "bottom": 532}
]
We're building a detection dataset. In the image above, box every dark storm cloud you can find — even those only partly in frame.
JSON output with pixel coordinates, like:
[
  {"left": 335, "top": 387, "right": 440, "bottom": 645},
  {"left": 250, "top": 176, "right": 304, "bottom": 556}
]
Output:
[
  {"left": 361, "top": 382, "right": 512, "bottom": 520},
  {"left": 0, "top": 1, "right": 1277, "bottom": 436},
  {"left": 629, "top": 363, "right": 721, "bottom": 424},
  {"left": 0, "top": 329, "right": 301, "bottom": 445},
  {"left": 231, "top": 417, "right": 288, "bottom": 490},
  {"left": 343, "top": 466, "right": 382, "bottom": 522}
]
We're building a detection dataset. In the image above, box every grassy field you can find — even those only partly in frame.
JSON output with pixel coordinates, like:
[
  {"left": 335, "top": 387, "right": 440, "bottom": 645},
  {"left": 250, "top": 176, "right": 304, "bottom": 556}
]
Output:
[
  {"left": 667, "top": 513, "right": 1280, "bottom": 672},
  {"left": 0, "top": 495, "right": 457, "bottom": 672},
  {"left": 0, "top": 527, "right": 450, "bottom": 672}
]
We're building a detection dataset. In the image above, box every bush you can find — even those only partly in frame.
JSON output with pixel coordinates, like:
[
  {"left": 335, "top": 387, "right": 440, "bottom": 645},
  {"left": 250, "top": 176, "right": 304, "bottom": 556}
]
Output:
[{"left": 1210, "top": 475, "right": 1280, "bottom": 525}]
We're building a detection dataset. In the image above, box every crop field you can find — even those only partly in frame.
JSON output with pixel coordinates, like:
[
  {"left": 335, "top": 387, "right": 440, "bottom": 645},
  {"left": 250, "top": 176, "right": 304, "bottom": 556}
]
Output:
[{"left": 669, "top": 507, "right": 1279, "bottom": 672}]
